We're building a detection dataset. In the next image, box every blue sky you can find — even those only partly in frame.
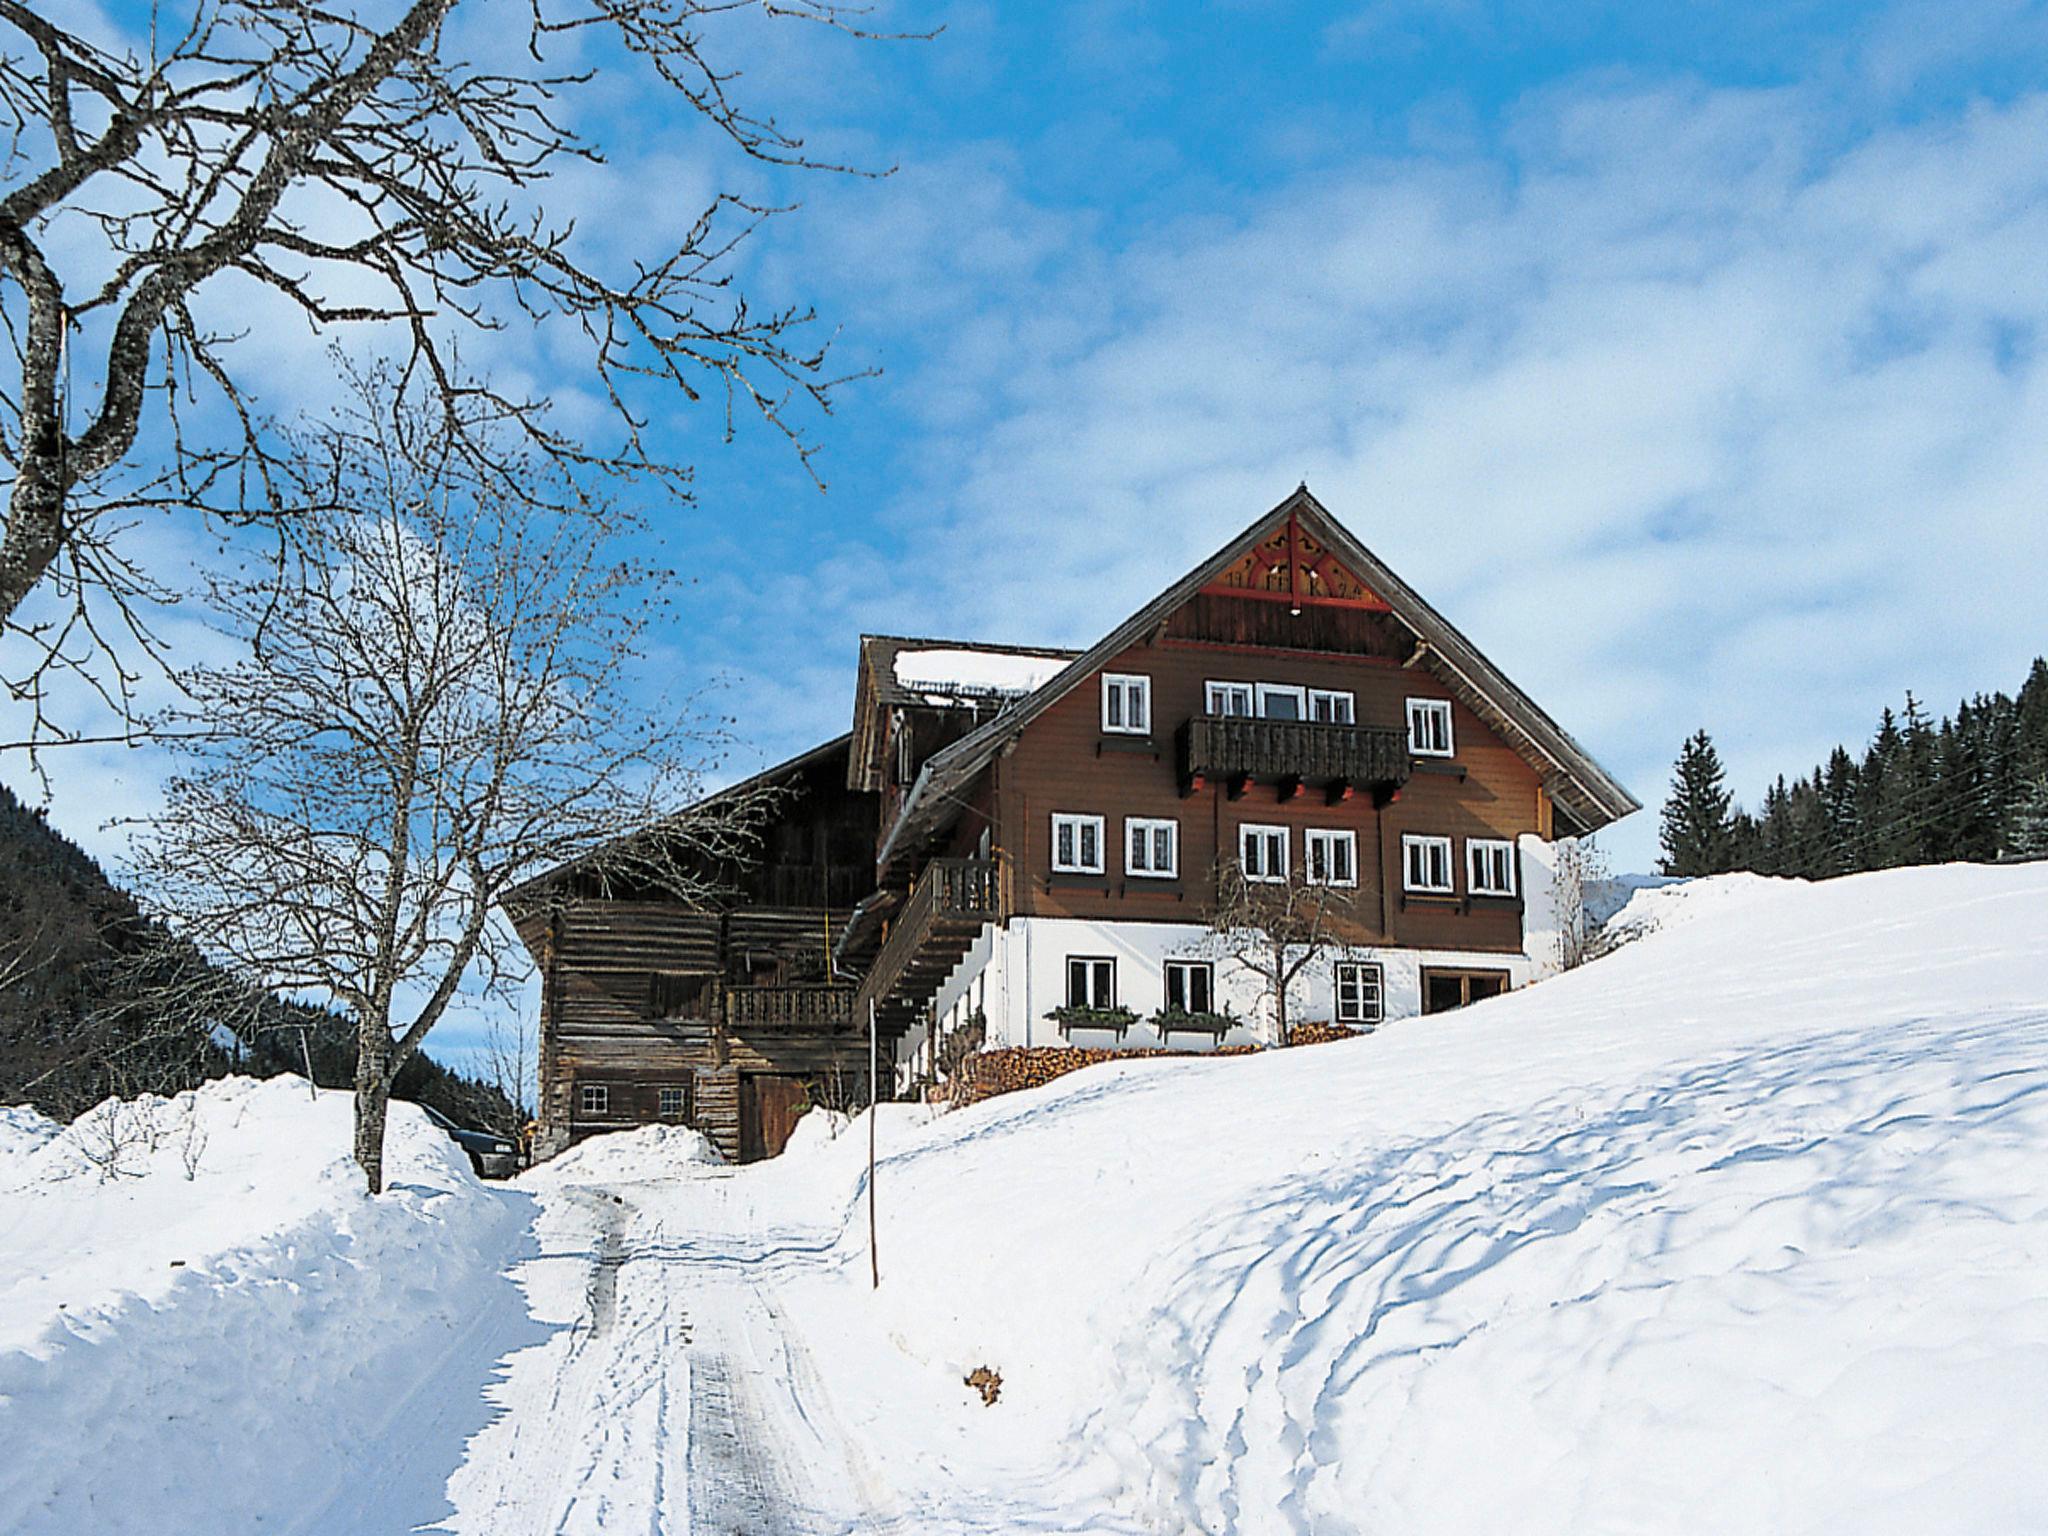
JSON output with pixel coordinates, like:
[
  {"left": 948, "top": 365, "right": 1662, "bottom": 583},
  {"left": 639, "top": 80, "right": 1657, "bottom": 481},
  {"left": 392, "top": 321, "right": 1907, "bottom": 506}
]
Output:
[{"left": 18, "top": 0, "right": 2048, "bottom": 1072}]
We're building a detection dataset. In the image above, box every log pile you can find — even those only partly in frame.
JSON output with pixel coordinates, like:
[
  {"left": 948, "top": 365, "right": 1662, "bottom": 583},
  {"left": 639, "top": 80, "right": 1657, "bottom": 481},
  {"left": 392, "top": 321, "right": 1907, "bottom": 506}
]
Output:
[{"left": 947, "top": 1021, "right": 1363, "bottom": 1108}]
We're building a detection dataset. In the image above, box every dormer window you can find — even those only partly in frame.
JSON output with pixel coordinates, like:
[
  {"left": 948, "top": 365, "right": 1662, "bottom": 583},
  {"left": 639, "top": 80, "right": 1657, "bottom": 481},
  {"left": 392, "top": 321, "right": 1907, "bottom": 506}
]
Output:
[
  {"left": 1101, "top": 673, "right": 1152, "bottom": 735},
  {"left": 1407, "top": 697, "right": 1454, "bottom": 757}
]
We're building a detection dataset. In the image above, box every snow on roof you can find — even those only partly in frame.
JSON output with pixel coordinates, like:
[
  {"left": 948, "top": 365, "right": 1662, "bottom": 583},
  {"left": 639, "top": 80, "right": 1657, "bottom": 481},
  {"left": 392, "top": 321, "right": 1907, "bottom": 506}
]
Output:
[{"left": 890, "top": 647, "right": 1070, "bottom": 702}]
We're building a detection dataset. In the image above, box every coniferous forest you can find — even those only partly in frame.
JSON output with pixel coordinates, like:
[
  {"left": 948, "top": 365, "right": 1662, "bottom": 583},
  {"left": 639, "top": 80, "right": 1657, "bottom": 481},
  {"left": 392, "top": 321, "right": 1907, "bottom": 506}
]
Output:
[{"left": 1658, "top": 657, "right": 2048, "bottom": 878}]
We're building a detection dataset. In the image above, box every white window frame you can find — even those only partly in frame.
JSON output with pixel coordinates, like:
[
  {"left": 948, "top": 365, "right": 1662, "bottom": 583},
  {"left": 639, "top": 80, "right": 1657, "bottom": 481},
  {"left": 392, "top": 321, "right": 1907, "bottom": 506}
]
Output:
[
  {"left": 1239, "top": 822, "right": 1289, "bottom": 882},
  {"left": 1305, "top": 828, "right": 1359, "bottom": 887},
  {"left": 1164, "top": 959, "right": 1215, "bottom": 1015},
  {"left": 657, "top": 1085, "right": 688, "bottom": 1120},
  {"left": 1407, "top": 697, "right": 1454, "bottom": 757},
  {"left": 1335, "top": 960, "right": 1385, "bottom": 1026},
  {"left": 1205, "top": 680, "right": 1255, "bottom": 717},
  {"left": 579, "top": 1083, "right": 610, "bottom": 1116},
  {"left": 1066, "top": 956, "right": 1116, "bottom": 1009},
  {"left": 1308, "top": 688, "right": 1356, "bottom": 725},
  {"left": 1101, "top": 673, "right": 1153, "bottom": 735},
  {"left": 1124, "top": 816, "right": 1180, "bottom": 879},
  {"left": 1402, "top": 833, "right": 1455, "bottom": 894},
  {"left": 1051, "top": 812, "right": 1106, "bottom": 875},
  {"left": 1256, "top": 682, "right": 1308, "bottom": 721},
  {"left": 1467, "top": 837, "right": 1518, "bottom": 897}
]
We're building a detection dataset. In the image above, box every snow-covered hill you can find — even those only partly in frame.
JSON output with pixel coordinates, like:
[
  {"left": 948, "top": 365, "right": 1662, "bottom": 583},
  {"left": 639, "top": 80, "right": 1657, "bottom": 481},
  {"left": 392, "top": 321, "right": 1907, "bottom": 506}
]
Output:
[
  {"left": 1, "top": 862, "right": 2043, "bottom": 1535},
  {"left": 758, "top": 861, "right": 2048, "bottom": 1533}
]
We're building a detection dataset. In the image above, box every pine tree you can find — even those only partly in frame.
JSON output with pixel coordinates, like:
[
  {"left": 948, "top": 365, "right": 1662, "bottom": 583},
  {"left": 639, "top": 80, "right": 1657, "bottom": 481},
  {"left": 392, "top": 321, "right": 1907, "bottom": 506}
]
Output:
[
  {"left": 2010, "top": 774, "right": 2048, "bottom": 859},
  {"left": 1659, "top": 730, "right": 1739, "bottom": 876}
]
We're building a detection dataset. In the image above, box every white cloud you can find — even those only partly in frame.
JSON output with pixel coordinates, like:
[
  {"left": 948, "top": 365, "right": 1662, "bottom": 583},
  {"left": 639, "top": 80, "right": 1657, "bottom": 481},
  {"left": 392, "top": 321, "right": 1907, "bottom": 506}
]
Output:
[{"left": 737, "top": 75, "right": 2048, "bottom": 871}]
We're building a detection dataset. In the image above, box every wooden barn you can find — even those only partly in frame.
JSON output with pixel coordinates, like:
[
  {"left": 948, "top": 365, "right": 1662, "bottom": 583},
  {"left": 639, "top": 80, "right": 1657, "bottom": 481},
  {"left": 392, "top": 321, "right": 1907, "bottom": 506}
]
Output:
[{"left": 504, "top": 736, "right": 878, "bottom": 1162}]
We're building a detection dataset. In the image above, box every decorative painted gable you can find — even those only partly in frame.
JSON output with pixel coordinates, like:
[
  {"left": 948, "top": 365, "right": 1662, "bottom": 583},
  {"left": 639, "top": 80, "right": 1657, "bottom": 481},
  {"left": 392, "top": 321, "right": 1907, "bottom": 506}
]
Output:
[{"left": 1199, "top": 511, "right": 1391, "bottom": 612}]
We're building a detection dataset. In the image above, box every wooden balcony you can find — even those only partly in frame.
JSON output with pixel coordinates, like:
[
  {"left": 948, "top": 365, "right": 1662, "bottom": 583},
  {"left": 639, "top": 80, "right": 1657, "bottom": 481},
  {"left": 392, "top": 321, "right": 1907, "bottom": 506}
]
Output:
[
  {"left": 1178, "top": 715, "right": 1411, "bottom": 801},
  {"left": 853, "top": 858, "right": 1003, "bottom": 1041},
  {"left": 723, "top": 982, "right": 856, "bottom": 1033}
]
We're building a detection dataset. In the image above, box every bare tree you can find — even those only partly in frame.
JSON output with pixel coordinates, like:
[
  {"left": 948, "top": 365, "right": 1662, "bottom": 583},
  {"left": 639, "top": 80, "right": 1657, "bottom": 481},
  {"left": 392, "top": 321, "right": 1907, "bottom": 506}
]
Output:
[
  {"left": 0, "top": 0, "right": 895, "bottom": 747},
  {"left": 1200, "top": 859, "right": 1357, "bottom": 1046},
  {"left": 1551, "top": 835, "right": 1611, "bottom": 972},
  {"left": 134, "top": 361, "right": 773, "bottom": 1193}
]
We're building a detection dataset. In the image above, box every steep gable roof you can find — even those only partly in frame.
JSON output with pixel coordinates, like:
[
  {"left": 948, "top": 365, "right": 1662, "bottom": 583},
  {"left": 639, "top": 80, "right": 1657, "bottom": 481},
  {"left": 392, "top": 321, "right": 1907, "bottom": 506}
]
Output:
[{"left": 876, "top": 487, "right": 1638, "bottom": 875}]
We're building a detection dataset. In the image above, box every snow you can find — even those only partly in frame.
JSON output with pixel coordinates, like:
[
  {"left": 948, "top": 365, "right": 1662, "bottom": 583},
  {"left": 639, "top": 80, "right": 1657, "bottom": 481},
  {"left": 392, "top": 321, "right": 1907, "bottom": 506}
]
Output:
[
  {"left": 4, "top": 862, "right": 2046, "bottom": 1534},
  {"left": 0, "top": 1104, "right": 58, "bottom": 1163},
  {"left": 726, "top": 861, "right": 2048, "bottom": 1532},
  {"left": 891, "top": 646, "right": 1069, "bottom": 701},
  {"left": 519, "top": 1120, "right": 721, "bottom": 1185},
  {"left": 0, "top": 1076, "right": 530, "bottom": 1536}
]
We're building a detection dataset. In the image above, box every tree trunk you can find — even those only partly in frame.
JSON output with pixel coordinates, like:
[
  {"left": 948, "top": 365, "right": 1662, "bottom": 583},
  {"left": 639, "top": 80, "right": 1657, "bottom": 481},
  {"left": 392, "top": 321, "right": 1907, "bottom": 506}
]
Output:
[
  {"left": 353, "top": 1028, "right": 391, "bottom": 1196},
  {"left": 1272, "top": 940, "right": 1290, "bottom": 1047}
]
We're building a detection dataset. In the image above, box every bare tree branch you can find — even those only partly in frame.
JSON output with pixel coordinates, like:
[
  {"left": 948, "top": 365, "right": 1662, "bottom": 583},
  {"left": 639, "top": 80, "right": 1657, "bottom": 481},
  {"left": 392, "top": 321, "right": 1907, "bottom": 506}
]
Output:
[
  {"left": 0, "top": 0, "right": 901, "bottom": 751},
  {"left": 132, "top": 357, "right": 776, "bottom": 1192}
]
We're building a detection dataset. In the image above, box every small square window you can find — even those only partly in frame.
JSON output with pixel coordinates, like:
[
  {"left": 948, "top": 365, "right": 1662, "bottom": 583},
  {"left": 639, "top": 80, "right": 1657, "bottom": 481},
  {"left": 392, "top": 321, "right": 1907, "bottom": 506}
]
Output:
[
  {"left": 579, "top": 1083, "right": 610, "bottom": 1116},
  {"left": 1402, "top": 834, "right": 1454, "bottom": 893},
  {"left": 1468, "top": 838, "right": 1517, "bottom": 897},
  {"left": 1305, "top": 828, "right": 1358, "bottom": 886},
  {"left": 1102, "top": 673, "right": 1152, "bottom": 735},
  {"left": 658, "top": 1085, "right": 689, "bottom": 1121},
  {"left": 1067, "top": 956, "right": 1116, "bottom": 1008},
  {"left": 1407, "top": 698, "right": 1454, "bottom": 757},
  {"left": 1125, "top": 817, "right": 1179, "bottom": 879},
  {"left": 1206, "top": 681, "right": 1255, "bottom": 717},
  {"left": 1239, "top": 823, "right": 1289, "bottom": 882},
  {"left": 1309, "top": 689, "right": 1355, "bottom": 725},
  {"left": 1052, "top": 812, "right": 1106, "bottom": 874},
  {"left": 1335, "top": 961, "right": 1384, "bottom": 1026},
  {"left": 1165, "top": 959, "right": 1214, "bottom": 1015}
]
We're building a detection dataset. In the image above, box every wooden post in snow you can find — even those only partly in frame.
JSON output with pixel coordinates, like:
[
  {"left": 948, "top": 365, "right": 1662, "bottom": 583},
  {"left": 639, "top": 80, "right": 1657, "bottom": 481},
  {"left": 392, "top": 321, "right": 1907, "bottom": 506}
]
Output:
[{"left": 868, "top": 996, "right": 880, "bottom": 1290}]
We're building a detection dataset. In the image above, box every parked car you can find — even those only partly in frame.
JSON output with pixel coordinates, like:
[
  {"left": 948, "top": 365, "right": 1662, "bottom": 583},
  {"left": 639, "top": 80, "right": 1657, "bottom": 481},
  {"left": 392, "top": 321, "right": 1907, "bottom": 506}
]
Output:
[{"left": 418, "top": 1105, "right": 521, "bottom": 1179}]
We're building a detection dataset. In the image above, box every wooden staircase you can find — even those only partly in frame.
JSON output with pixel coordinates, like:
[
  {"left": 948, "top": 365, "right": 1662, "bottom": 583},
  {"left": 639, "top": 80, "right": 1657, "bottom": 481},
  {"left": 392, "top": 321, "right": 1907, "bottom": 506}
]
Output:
[{"left": 853, "top": 858, "right": 1003, "bottom": 1043}]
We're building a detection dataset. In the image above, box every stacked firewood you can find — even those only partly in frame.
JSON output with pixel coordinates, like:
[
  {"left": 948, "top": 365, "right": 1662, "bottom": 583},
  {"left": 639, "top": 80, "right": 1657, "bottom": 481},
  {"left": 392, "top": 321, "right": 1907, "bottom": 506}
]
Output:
[{"left": 947, "top": 1022, "right": 1363, "bottom": 1108}]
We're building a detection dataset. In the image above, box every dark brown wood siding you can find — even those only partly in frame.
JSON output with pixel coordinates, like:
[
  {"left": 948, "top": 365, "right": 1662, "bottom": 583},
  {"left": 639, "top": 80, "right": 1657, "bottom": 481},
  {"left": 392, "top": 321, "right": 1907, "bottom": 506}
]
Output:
[{"left": 996, "top": 613, "right": 1543, "bottom": 954}]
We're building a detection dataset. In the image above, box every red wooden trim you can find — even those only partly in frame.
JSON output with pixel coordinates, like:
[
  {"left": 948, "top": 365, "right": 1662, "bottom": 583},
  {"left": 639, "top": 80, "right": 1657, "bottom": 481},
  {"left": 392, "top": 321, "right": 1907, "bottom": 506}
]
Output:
[
  {"left": 1157, "top": 637, "right": 1410, "bottom": 665},
  {"left": 1226, "top": 772, "right": 1253, "bottom": 801},
  {"left": 1278, "top": 775, "right": 1304, "bottom": 802},
  {"left": 1194, "top": 584, "right": 1392, "bottom": 612},
  {"left": 1326, "top": 780, "right": 1354, "bottom": 806}
]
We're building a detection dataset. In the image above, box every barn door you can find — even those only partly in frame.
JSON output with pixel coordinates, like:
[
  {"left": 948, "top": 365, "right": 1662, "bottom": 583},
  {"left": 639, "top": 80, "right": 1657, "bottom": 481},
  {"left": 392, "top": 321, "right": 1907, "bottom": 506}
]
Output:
[{"left": 739, "top": 1075, "right": 810, "bottom": 1162}]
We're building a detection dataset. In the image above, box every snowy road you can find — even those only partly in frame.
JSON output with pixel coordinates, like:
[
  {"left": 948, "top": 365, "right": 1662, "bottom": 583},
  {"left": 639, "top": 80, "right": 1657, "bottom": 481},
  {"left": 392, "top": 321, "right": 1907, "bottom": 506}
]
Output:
[{"left": 437, "top": 1167, "right": 906, "bottom": 1536}]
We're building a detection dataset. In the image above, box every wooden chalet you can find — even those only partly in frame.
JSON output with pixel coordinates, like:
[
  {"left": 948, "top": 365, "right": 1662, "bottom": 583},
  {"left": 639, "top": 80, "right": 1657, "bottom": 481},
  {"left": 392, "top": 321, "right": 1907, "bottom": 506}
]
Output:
[{"left": 508, "top": 487, "right": 1638, "bottom": 1162}]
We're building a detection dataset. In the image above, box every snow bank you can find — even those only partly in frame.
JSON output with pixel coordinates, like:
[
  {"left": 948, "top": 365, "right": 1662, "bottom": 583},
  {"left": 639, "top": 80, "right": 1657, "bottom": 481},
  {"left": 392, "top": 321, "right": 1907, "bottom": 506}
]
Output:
[
  {"left": 760, "top": 862, "right": 2048, "bottom": 1533},
  {"left": 0, "top": 1104, "right": 57, "bottom": 1164},
  {"left": 522, "top": 1120, "right": 721, "bottom": 1185},
  {"left": 892, "top": 646, "right": 1067, "bottom": 700},
  {"left": 0, "top": 1075, "right": 531, "bottom": 1536}
]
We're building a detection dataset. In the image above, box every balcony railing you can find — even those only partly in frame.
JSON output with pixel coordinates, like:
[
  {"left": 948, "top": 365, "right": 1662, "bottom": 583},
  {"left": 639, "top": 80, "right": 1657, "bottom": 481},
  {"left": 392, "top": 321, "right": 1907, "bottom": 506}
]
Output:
[
  {"left": 854, "top": 857, "right": 1003, "bottom": 1031},
  {"left": 1179, "top": 715, "right": 1410, "bottom": 793},
  {"left": 723, "top": 982, "right": 856, "bottom": 1032}
]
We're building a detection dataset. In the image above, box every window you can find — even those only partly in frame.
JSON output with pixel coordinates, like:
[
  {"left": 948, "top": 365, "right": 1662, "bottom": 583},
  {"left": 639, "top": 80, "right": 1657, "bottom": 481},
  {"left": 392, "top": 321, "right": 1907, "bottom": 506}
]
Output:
[
  {"left": 1407, "top": 697, "right": 1454, "bottom": 757},
  {"left": 658, "top": 1085, "right": 689, "bottom": 1121},
  {"left": 1051, "top": 812, "right": 1106, "bottom": 874},
  {"left": 1239, "top": 823, "right": 1289, "bottom": 881},
  {"left": 1305, "top": 828, "right": 1358, "bottom": 886},
  {"left": 1125, "top": 817, "right": 1180, "bottom": 879},
  {"left": 1468, "top": 838, "right": 1517, "bottom": 897},
  {"left": 579, "top": 1083, "right": 609, "bottom": 1116},
  {"left": 1335, "top": 961, "right": 1384, "bottom": 1026},
  {"left": 1256, "top": 682, "right": 1306, "bottom": 720},
  {"left": 1165, "top": 959, "right": 1214, "bottom": 1015},
  {"left": 1309, "top": 689, "right": 1356, "bottom": 725},
  {"left": 1101, "top": 673, "right": 1152, "bottom": 735},
  {"left": 649, "top": 971, "right": 713, "bottom": 1019},
  {"left": 1066, "top": 956, "right": 1116, "bottom": 1008},
  {"left": 1402, "top": 834, "right": 1454, "bottom": 894},
  {"left": 1206, "top": 680, "right": 1255, "bottom": 717}
]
